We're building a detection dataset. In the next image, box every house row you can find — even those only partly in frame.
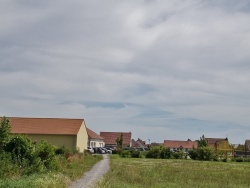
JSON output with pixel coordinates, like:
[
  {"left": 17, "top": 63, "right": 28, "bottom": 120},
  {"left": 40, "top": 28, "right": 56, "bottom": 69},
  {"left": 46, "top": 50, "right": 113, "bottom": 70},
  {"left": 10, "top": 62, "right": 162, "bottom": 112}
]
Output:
[
  {"left": 1, "top": 117, "right": 249, "bottom": 154},
  {"left": 0, "top": 117, "right": 132, "bottom": 152}
]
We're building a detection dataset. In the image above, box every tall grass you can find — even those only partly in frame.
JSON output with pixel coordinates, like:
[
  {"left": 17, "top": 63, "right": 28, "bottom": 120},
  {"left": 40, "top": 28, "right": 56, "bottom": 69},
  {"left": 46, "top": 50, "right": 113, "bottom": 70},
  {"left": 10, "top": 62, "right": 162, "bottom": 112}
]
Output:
[
  {"left": 0, "top": 153, "right": 102, "bottom": 188},
  {"left": 96, "top": 155, "right": 250, "bottom": 188}
]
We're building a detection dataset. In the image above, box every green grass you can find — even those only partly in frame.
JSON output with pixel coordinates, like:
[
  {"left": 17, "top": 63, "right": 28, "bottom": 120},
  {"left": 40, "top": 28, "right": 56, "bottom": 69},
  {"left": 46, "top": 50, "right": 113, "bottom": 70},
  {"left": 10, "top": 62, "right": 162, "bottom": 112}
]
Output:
[
  {"left": 0, "top": 153, "right": 103, "bottom": 188},
  {"left": 96, "top": 155, "right": 250, "bottom": 188}
]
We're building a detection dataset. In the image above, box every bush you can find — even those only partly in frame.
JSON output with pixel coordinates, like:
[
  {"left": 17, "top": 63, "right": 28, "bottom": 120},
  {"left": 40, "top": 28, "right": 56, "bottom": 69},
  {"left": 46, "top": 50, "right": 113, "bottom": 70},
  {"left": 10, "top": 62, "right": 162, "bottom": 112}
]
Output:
[
  {"left": 55, "top": 145, "right": 70, "bottom": 157},
  {"left": 146, "top": 147, "right": 161, "bottom": 159},
  {"left": 196, "top": 146, "right": 215, "bottom": 161},
  {"left": 36, "top": 140, "right": 58, "bottom": 170},
  {"left": 121, "top": 150, "right": 130, "bottom": 158},
  {"left": 0, "top": 151, "right": 20, "bottom": 178},
  {"left": 4, "top": 135, "right": 35, "bottom": 166},
  {"left": 160, "top": 148, "right": 173, "bottom": 159},
  {"left": 131, "top": 150, "right": 140, "bottom": 158}
]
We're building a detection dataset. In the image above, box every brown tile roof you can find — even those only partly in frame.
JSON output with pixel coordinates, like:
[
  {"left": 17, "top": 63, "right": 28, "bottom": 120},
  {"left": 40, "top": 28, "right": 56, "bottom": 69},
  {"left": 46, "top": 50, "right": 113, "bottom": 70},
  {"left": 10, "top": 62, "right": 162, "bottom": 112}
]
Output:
[
  {"left": 131, "top": 138, "right": 146, "bottom": 148},
  {"left": 86, "top": 128, "right": 103, "bottom": 139},
  {"left": 164, "top": 140, "right": 198, "bottom": 149},
  {"left": 0, "top": 117, "right": 84, "bottom": 135},
  {"left": 206, "top": 138, "right": 227, "bottom": 146},
  {"left": 100, "top": 132, "right": 132, "bottom": 146}
]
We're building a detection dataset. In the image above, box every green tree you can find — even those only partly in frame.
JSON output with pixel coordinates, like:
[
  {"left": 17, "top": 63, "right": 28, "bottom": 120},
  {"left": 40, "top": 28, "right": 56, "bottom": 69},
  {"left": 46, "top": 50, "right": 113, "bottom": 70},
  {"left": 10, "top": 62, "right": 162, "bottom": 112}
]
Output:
[
  {"left": 198, "top": 135, "right": 208, "bottom": 147},
  {"left": 0, "top": 116, "right": 11, "bottom": 151},
  {"left": 116, "top": 133, "right": 123, "bottom": 149}
]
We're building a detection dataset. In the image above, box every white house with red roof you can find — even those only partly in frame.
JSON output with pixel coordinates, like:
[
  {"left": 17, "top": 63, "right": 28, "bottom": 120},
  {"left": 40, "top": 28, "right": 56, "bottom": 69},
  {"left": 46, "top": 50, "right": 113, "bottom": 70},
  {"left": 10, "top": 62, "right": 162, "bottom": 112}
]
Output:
[{"left": 86, "top": 128, "right": 105, "bottom": 148}]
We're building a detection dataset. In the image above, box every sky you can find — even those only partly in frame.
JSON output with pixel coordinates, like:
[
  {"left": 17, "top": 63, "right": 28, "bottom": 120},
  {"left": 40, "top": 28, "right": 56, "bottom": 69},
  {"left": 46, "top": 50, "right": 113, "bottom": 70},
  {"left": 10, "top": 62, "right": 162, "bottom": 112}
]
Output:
[{"left": 1, "top": 0, "right": 250, "bottom": 144}]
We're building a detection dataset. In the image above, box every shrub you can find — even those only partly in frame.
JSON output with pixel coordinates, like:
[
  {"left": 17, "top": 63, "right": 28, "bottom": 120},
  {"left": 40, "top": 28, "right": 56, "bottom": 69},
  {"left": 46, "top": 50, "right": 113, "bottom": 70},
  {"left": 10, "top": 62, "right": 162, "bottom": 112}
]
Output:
[
  {"left": 196, "top": 146, "right": 215, "bottom": 161},
  {"left": 130, "top": 150, "right": 140, "bottom": 158},
  {"left": 146, "top": 147, "right": 161, "bottom": 159},
  {"left": 160, "top": 148, "right": 173, "bottom": 159},
  {"left": 55, "top": 145, "right": 70, "bottom": 156},
  {"left": 36, "top": 140, "right": 58, "bottom": 170},
  {"left": 121, "top": 150, "right": 130, "bottom": 158},
  {"left": 4, "top": 135, "right": 35, "bottom": 166}
]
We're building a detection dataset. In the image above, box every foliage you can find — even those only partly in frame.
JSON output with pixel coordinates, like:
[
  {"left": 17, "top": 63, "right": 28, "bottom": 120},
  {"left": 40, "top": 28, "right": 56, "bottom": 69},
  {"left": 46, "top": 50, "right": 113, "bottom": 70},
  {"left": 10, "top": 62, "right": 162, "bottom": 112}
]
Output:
[
  {"left": 55, "top": 145, "right": 70, "bottom": 158},
  {"left": 4, "top": 135, "right": 35, "bottom": 166},
  {"left": 121, "top": 150, "right": 131, "bottom": 158},
  {"left": 160, "top": 147, "right": 173, "bottom": 159},
  {"left": 130, "top": 150, "right": 140, "bottom": 158},
  {"left": 0, "top": 116, "right": 11, "bottom": 150},
  {"left": 146, "top": 146, "right": 161, "bottom": 159},
  {"left": 198, "top": 134, "right": 208, "bottom": 147},
  {"left": 116, "top": 133, "right": 123, "bottom": 149},
  {"left": 36, "top": 140, "right": 57, "bottom": 169},
  {"left": 189, "top": 146, "right": 215, "bottom": 161}
]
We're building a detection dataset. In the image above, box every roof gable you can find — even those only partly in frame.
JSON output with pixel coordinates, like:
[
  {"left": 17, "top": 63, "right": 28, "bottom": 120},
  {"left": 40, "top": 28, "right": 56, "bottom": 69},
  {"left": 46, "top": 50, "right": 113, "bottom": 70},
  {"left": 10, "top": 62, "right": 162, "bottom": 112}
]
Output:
[
  {"left": 100, "top": 132, "right": 131, "bottom": 146},
  {"left": 1, "top": 117, "right": 84, "bottom": 135},
  {"left": 86, "top": 128, "right": 103, "bottom": 139}
]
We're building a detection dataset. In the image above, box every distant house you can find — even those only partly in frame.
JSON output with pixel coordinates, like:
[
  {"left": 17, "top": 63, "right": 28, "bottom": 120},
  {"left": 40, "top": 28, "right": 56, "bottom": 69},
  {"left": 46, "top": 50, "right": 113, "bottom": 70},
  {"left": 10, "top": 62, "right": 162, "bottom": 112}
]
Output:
[
  {"left": 86, "top": 128, "right": 105, "bottom": 148},
  {"left": 1, "top": 117, "right": 88, "bottom": 153},
  {"left": 245, "top": 140, "right": 250, "bottom": 151},
  {"left": 206, "top": 137, "right": 234, "bottom": 156},
  {"left": 131, "top": 138, "right": 147, "bottom": 148},
  {"left": 100, "top": 131, "right": 132, "bottom": 148},
  {"left": 164, "top": 140, "right": 198, "bottom": 152}
]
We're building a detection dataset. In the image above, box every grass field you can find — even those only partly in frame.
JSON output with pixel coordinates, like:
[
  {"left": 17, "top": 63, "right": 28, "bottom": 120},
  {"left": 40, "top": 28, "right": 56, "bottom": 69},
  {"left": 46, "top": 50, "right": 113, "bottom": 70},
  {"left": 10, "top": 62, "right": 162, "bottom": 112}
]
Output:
[{"left": 96, "top": 155, "right": 250, "bottom": 188}]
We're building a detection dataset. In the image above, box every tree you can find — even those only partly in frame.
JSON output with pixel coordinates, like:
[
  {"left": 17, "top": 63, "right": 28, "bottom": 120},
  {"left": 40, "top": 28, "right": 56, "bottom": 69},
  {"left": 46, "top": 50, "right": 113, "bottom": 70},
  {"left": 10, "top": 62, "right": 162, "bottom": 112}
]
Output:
[
  {"left": 198, "top": 135, "right": 208, "bottom": 147},
  {"left": 116, "top": 133, "right": 123, "bottom": 149},
  {"left": 0, "top": 116, "right": 11, "bottom": 151}
]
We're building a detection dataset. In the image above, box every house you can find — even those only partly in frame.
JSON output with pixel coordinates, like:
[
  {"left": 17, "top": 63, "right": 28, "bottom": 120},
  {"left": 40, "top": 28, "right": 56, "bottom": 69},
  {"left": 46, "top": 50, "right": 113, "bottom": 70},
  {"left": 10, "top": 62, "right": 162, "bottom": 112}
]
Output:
[
  {"left": 131, "top": 138, "right": 147, "bottom": 148},
  {"left": 1, "top": 117, "right": 88, "bottom": 153},
  {"left": 100, "top": 131, "right": 132, "bottom": 148},
  {"left": 164, "top": 140, "right": 198, "bottom": 152},
  {"left": 245, "top": 140, "right": 250, "bottom": 151},
  {"left": 206, "top": 137, "right": 234, "bottom": 156},
  {"left": 86, "top": 128, "right": 105, "bottom": 148}
]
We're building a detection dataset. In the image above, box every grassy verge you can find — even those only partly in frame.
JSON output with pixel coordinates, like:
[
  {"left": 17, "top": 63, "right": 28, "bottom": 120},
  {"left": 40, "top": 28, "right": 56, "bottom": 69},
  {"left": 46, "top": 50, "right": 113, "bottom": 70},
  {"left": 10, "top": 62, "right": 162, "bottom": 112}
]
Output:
[
  {"left": 0, "top": 153, "right": 103, "bottom": 188},
  {"left": 96, "top": 155, "right": 250, "bottom": 188}
]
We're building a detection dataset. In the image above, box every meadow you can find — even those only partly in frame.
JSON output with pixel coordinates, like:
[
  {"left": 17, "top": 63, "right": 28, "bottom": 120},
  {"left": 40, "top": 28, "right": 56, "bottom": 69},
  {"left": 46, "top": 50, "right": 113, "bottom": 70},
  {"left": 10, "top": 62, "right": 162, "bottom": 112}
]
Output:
[{"left": 97, "top": 155, "right": 250, "bottom": 188}]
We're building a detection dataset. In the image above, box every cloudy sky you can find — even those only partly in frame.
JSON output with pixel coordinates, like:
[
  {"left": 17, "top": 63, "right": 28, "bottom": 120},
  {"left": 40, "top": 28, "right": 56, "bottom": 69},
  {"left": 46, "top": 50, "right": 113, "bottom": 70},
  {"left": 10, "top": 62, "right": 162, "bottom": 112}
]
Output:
[{"left": 1, "top": 0, "right": 250, "bottom": 144}]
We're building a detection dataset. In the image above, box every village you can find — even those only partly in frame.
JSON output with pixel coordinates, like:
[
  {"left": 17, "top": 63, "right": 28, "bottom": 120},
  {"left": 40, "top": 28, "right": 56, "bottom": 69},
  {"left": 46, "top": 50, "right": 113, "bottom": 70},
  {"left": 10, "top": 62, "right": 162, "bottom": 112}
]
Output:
[{"left": 2, "top": 117, "right": 250, "bottom": 158}]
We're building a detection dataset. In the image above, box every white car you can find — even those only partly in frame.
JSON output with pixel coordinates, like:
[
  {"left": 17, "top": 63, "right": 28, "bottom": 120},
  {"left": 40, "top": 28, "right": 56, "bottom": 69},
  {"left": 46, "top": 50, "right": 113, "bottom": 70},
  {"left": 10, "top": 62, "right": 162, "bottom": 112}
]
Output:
[{"left": 87, "top": 147, "right": 94, "bottom": 153}]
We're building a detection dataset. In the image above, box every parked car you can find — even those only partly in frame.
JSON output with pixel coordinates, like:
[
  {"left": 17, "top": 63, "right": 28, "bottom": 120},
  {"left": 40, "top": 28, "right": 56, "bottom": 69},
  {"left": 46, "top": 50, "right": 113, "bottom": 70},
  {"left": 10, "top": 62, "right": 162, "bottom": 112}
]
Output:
[
  {"left": 103, "top": 147, "right": 112, "bottom": 154},
  {"left": 95, "top": 147, "right": 105, "bottom": 154},
  {"left": 87, "top": 147, "right": 94, "bottom": 153}
]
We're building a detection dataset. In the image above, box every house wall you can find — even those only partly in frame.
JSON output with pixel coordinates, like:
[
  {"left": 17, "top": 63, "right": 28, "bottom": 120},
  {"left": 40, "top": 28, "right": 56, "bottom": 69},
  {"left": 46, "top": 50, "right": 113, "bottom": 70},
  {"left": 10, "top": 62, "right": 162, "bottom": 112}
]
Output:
[
  {"left": 89, "top": 138, "right": 105, "bottom": 148},
  {"left": 25, "top": 134, "right": 76, "bottom": 151},
  {"left": 76, "top": 121, "right": 88, "bottom": 152}
]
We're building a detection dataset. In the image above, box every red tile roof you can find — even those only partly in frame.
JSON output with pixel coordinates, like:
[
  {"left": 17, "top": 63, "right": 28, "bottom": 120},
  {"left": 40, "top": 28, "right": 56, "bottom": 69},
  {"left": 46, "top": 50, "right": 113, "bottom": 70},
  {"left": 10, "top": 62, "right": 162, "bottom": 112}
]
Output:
[
  {"left": 164, "top": 140, "right": 198, "bottom": 149},
  {"left": 0, "top": 117, "right": 84, "bottom": 135},
  {"left": 86, "top": 128, "right": 103, "bottom": 139},
  {"left": 100, "top": 132, "right": 132, "bottom": 146}
]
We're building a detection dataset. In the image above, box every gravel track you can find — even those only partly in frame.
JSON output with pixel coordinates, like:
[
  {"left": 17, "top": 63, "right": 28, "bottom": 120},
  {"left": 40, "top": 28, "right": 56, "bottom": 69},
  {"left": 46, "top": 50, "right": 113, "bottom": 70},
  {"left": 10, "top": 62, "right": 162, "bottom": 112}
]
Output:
[{"left": 70, "top": 154, "right": 110, "bottom": 188}]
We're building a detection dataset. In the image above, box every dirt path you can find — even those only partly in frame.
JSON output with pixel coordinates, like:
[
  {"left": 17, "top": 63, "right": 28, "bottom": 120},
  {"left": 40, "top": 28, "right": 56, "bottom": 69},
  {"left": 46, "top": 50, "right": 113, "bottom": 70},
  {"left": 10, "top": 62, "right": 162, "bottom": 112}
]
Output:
[{"left": 70, "top": 154, "right": 110, "bottom": 188}]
